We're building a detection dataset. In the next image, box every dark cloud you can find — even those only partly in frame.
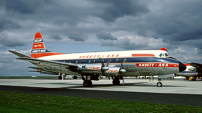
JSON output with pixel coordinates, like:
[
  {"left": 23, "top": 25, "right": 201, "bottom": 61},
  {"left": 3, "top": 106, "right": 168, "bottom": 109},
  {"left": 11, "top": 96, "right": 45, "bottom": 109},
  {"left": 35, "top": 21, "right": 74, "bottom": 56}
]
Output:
[
  {"left": 5, "top": 0, "right": 52, "bottom": 14},
  {"left": 50, "top": 34, "right": 62, "bottom": 40},
  {"left": 96, "top": 32, "right": 117, "bottom": 40},
  {"left": 0, "top": 33, "right": 26, "bottom": 48},
  {"left": 93, "top": 0, "right": 149, "bottom": 22},
  {"left": 0, "top": 19, "right": 21, "bottom": 32},
  {"left": 68, "top": 33, "right": 85, "bottom": 41},
  {"left": 100, "top": 37, "right": 145, "bottom": 50}
]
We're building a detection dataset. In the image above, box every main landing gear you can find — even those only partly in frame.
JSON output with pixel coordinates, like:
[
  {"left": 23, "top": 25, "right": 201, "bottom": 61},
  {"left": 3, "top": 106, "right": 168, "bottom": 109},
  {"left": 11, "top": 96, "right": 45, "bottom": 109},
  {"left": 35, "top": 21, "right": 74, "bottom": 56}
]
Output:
[
  {"left": 157, "top": 79, "right": 162, "bottom": 87},
  {"left": 82, "top": 75, "right": 93, "bottom": 87},
  {"left": 112, "top": 77, "right": 120, "bottom": 85},
  {"left": 83, "top": 80, "right": 92, "bottom": 87}
]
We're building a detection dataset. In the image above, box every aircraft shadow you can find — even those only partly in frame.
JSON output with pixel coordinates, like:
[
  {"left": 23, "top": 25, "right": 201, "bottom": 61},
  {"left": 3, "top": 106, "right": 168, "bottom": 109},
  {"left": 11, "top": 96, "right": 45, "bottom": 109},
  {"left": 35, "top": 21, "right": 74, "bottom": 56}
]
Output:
[{"left": 37, "top": 81, "right": 185, "bottom": 89}]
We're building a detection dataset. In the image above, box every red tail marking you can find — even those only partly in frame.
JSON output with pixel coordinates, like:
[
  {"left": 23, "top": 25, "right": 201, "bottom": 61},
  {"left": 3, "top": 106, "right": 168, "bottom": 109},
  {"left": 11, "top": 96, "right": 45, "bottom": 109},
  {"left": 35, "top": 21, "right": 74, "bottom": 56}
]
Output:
[
  {"left": 32, "top": 42, "right": 45, "bottom": 49},
  {"left": 34, "top": 32, "right": 43, "bottom": 39}
]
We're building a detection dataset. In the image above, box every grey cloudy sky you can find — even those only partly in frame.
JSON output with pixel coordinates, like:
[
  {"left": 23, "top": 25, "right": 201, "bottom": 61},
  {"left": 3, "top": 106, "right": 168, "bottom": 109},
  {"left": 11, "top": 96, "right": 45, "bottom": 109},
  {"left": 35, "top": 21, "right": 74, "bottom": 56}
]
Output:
[{"left": 0, "top": 0, "right": 202, "bottom": 76}]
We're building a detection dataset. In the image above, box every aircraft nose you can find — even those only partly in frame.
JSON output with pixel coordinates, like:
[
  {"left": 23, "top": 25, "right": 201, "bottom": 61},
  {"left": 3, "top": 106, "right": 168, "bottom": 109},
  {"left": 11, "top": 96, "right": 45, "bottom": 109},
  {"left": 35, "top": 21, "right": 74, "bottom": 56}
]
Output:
[{"left": 179, "top": 62, "right": 186, "bottom": 72}]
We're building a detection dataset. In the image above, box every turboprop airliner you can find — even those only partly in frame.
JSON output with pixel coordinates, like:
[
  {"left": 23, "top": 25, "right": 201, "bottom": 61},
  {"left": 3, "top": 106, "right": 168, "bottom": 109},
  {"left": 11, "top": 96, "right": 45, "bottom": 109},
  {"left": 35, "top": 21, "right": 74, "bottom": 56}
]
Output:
[
  {"left": 9, "top": 32, "right": 186, "bottom": 87},
  {"left": 175, "top": 62, "right": 202, "bottom": 81}
]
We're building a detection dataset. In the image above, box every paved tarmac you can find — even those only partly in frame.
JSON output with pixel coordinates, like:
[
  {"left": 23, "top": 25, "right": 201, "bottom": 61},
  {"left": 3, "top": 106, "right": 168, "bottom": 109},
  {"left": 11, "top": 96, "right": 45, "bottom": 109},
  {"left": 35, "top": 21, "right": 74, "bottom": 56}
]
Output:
[{"left": 0, "top": 78, "right": 202, "bottom": 106}]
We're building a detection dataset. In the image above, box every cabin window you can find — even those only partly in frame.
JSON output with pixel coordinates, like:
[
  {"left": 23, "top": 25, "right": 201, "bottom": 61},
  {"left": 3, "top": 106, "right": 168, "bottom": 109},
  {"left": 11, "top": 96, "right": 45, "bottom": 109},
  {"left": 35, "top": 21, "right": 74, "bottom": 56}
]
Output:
[
  {"left": 88, "top": 59, "right": 91, "bottom": 64},
  {"left": 81, "top": 60, "right": 84, "bottom": 64},
  {"left": 115, "top": 58, "right": 119, "bottom": 63},
  {"left": 69, "top": 60, "right": 72, "bottom": 63},
  {"left": 123, "top": 58, "right": 127, "bottom": 63},
  {"left": 94, "top": 59, "right": 97, "bottom": 63},
  {"left": 75, "top": 60, "right": 78, "bottom": 64},
  {"left": 108, "top": 58, "right": 111, "bottom": 63}
]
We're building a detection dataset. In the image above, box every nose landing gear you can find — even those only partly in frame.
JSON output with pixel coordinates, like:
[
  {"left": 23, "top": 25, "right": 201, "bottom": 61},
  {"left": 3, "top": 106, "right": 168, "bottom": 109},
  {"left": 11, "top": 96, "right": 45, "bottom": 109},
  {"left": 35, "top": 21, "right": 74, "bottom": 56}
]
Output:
[{"left": 157, "top": 79, "right": 162, "bottom": 87}]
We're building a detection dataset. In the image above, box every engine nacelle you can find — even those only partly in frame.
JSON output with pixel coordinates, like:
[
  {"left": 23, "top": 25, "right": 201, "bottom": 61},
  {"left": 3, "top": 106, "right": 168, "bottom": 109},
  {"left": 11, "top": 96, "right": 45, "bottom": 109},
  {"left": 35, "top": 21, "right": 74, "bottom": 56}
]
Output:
[
  {"left": 106, "top": 67, "right": 126, "bottom": 76},
  {"left": 188, "top": 67, "right": 196, "bottom": 71}
]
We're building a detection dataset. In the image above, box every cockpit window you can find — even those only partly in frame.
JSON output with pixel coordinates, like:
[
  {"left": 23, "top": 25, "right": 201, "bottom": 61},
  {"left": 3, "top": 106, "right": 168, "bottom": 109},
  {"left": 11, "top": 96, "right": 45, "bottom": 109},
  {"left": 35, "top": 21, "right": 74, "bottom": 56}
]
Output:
[
  {"left": 159, "top": 53, "right": 169, "bottom": 58},
  {"left": 165, "top": 53, "right": 169, "bottom": 57},
  {"left": 159, "top": 53, "right": 162, "bottom": 57}
]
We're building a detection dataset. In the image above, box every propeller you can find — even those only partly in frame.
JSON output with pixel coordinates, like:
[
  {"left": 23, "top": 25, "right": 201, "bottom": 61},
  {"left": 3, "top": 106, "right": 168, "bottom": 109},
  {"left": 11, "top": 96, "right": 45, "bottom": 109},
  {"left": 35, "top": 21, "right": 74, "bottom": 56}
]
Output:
[
  {"left": 98, "top": 58, "right": 110, "bottom": 80},
  {"left": 119, "top": 60, "right": 126, "bottom": 85}
]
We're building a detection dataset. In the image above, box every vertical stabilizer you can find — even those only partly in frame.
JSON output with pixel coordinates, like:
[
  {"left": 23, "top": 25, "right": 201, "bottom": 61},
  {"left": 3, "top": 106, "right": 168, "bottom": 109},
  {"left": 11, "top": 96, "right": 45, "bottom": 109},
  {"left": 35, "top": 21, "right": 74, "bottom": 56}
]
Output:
[{"left": 31, "top": 32, "right": 63, "bottom": 58}]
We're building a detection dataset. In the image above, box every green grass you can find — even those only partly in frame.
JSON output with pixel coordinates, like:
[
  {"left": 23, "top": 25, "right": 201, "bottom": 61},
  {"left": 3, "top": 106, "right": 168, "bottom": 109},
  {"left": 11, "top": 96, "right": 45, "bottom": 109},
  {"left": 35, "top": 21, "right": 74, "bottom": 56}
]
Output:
[{"left": 0, "top": 91, "right": 202, "bottom": 113}]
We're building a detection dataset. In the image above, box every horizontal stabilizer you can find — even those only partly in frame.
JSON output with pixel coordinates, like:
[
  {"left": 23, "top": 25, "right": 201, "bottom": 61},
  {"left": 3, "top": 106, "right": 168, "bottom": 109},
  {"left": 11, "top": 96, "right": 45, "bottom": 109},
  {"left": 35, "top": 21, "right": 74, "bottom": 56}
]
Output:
[
  {"left": 27, "top": 66, "right": 41, "bottom": 69},
  {"left": 8, "top": 50, "right": 30, "bottom": 58}
]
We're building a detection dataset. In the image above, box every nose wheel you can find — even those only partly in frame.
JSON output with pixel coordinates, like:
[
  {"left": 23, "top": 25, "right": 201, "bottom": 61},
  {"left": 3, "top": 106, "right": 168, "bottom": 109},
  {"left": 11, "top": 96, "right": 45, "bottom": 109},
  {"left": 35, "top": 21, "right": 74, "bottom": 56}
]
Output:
[
  {"left": 157, "top": 82, "right": 162, "bottom": 87},
  {"left": 156, "top": 78, "right": 162, "bottom": 87}
]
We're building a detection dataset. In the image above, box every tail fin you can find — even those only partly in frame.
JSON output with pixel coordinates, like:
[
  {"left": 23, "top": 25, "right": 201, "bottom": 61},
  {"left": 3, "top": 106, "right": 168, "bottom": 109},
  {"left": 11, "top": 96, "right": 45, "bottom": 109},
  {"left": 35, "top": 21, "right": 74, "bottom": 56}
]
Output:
[{"left": 31, "top": 32, "right": 63, "bottom": 58}]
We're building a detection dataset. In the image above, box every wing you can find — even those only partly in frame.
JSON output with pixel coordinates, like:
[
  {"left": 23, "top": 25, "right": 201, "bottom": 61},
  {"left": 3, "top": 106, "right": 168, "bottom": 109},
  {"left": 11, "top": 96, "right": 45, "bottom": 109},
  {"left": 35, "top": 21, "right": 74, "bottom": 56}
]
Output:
[
  {"left": 28, "top": 67, "right": 58, "bottom": 75},
  {"left": 17, "top": 57, "right": 81, "bottom": 75}
]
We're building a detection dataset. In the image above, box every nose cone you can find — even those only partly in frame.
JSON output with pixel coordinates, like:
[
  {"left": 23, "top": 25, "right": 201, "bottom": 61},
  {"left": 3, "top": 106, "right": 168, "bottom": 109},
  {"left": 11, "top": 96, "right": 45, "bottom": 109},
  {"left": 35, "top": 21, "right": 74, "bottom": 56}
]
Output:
[{"left": 179, "top": 62, "right": 186, "bottom": 72}]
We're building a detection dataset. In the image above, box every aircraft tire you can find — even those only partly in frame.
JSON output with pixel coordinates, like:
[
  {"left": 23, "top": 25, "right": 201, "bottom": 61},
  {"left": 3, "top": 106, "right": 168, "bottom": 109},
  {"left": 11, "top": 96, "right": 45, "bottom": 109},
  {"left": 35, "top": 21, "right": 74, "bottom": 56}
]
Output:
[
  {"left": 58, "top": 76, "right": 62, "bottom": 79},
  {"left": 157, "top": 82, "right": 162, "bottom": 87},
  {"left": 73, "top": 76, "right": 77, "bottom": 79},
  {"left": 83, "top": 80, "right": 92, "bottom": 87},
  {"left": 113, "top": 79, "right": 120, "bottom": 85}
]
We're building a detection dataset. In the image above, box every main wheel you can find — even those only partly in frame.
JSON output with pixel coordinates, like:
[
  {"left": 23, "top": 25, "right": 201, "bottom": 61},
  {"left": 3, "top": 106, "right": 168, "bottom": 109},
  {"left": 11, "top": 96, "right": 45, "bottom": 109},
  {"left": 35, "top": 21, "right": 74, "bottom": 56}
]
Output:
[
  {"left": 58, "top": 76, "right": 62, "bottom": 79},
  {"left": 192, "top": 78, "right": 196, "bottom": 81},
  {"left": 83, "top": 80, "right": 92, "bottom": 87},
  {"left": 73, "top": 76, "right": 77, "bottom": 79},
  {"left": 112, "top": 79, "right": 120, "bottom": 85},
  {"left": 157, "top": 82, "right": 162, "bottom": 87}
]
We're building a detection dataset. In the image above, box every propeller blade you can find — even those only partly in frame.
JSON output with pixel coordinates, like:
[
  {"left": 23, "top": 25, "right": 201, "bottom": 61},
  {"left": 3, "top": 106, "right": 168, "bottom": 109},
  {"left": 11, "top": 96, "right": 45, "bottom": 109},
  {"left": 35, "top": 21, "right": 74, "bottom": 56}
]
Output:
[
  {"left": 106, "top": 58, "right": 111, "bottom": 67},
  {"left": 98, "top": 73, "right": 103, "bottom": 80},
  {"left": 106, "top": 73, "right": 110, "bottom": 80},
  {"left": 122, "top": 77, "right": 125, "bottom": 85},
  {"left": 120, "top": 59, "right": 124, "bottom": 69},
  {"left": 99, "top": 57, "right": 105, "bottom": 67}
]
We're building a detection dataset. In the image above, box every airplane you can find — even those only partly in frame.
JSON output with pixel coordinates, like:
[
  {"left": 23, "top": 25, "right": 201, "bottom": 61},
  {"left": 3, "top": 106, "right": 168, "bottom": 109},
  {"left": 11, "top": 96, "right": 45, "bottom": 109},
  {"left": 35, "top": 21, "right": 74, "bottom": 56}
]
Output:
[
  {"left": 9, "top": 32, "right": 186, "bottom": 87},
  {"left": 175, "top": 62, "right": 202, "bottom": 81}
]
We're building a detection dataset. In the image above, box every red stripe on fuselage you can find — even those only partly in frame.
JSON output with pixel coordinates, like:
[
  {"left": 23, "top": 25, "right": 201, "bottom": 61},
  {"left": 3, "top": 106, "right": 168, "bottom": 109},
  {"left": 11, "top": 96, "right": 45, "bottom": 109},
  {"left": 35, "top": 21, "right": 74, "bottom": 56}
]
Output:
[
  {"left": 136, "top": 63, "right": 179, "bottom": 67},
  {"left": 184, "top": 63, "right": 190, "bottom": 66},
  {"left": 31, "top": 52, "right": 64, "bottom": 58},
  {"left": 132, "top": 54, "right": 155, "bottom": 57}
]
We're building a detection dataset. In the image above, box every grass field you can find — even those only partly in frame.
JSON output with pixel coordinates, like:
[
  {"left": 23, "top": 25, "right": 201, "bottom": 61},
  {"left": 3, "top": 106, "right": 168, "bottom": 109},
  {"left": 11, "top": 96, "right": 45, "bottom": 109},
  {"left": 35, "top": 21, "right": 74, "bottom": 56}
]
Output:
[{"left": 0, "top": 91, "right": 201, "bottom": 113}]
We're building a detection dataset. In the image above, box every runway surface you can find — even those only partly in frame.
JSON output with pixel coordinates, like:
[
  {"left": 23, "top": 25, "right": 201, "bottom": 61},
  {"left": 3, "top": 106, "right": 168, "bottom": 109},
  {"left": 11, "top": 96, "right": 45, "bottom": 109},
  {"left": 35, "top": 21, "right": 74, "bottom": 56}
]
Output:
[{"left": 0, "top": 78, "right": 202, "bottom": 106}]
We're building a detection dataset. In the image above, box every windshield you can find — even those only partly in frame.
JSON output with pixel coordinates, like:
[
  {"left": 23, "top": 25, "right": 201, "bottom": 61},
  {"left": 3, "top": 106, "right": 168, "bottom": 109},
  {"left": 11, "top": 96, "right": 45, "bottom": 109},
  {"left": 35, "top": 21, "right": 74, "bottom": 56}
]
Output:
[
  {"left": 159, "top": 53, "right": 170, "bottom": 58},
  {"left": 159, "top": 52, "right": 178, "bottom": 60}
]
